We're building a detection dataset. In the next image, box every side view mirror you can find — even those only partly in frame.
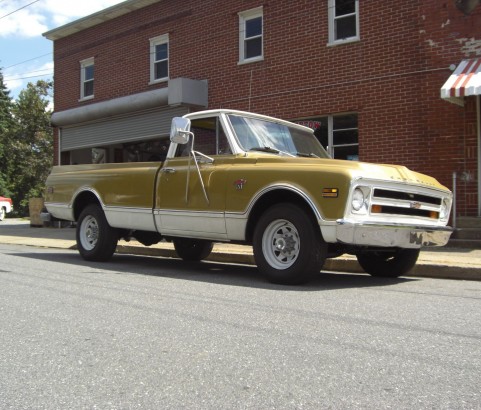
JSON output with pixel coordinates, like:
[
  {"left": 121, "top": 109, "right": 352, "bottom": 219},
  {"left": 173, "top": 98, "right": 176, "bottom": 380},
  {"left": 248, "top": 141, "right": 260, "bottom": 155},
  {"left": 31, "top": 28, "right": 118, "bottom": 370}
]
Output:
[{"left": 170, "top": 117, "right": 191, "bottom": 144}]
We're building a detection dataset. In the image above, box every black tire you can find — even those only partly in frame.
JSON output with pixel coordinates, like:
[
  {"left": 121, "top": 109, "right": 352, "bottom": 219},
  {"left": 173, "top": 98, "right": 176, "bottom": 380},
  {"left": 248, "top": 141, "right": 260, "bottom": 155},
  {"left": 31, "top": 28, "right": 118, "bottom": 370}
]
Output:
[
  {"left": 253, "top": 203, "right": 327, "bottom": 285},
  {"left": 356, "top": 248, "right": 420, "bottom": 277},
  {"left": 173, "top": 238, "right": 214, "bottom": 261},
  {"left": 76, "top": 204, "right": 118, "bottom": 261}
]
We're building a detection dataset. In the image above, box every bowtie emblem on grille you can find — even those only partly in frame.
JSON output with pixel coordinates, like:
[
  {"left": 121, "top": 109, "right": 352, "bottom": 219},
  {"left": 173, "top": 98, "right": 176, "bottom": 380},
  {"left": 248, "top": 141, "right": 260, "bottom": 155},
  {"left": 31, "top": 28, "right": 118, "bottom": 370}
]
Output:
[{"left": 410, "top": 202, "right": 422, "bottom": 209}]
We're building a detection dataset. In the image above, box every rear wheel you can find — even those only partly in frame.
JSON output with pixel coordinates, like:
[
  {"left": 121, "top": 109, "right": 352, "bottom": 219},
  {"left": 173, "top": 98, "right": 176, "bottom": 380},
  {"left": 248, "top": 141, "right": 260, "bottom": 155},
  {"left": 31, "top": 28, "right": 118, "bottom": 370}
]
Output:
[
  {"left": 253, "top": 203, "right": 326, "bottom": 285},
  {"left": 76, "top": 204, "right": 118, "bottom": 261},
  {"left": 356, "top": 248, "right": 420, "bottom": 277},
  {"left": 173, "top": 238, "right": 214, "bottom": 261}
]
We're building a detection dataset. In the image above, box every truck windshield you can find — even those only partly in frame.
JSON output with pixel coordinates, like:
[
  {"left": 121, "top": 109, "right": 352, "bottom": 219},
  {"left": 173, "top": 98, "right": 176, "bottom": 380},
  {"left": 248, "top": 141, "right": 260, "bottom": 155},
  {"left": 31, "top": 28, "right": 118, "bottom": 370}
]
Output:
[{"left": 228, "top": 114, "right": 330, "bottom": 158}]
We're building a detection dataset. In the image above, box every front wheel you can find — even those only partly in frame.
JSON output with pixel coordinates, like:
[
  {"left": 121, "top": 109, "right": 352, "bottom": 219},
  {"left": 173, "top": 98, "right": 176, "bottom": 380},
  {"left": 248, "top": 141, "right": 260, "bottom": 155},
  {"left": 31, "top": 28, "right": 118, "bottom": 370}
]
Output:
[
  {"left": 76, "top": 204, "right": 118, "bottom": 261},
  {"left": 356, "top": 248, "right": 420, "bottom": 277},
  {"left": 0, "top": 207, "right": 5, "bottom": 221},
  {"left": 253, "top": 203, "right": 326, "bottom": 285},
  {"left": 173, "top": 238, "right": 214, "bottom": 261}
]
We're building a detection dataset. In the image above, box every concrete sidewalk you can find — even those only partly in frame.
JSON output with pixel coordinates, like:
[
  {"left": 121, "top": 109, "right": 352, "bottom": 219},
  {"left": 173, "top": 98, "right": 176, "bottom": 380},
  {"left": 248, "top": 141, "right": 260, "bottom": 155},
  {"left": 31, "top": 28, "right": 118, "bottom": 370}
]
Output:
[{"left": 1, "top": 218, "right": 480, "bottom": 281}]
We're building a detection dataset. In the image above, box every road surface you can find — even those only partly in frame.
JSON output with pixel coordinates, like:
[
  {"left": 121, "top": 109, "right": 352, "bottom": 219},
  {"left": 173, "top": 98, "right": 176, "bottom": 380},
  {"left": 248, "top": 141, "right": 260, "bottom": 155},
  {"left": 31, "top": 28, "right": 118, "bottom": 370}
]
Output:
[{"left": 1, "top": 244, "right": 480, "bottom": 409}]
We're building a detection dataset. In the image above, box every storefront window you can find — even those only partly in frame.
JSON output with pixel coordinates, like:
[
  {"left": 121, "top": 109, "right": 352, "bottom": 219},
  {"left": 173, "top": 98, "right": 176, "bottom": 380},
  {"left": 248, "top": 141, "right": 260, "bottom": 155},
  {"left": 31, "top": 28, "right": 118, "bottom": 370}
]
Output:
[{"left": 295, "top": 113, "right": 359, "bottom": 160}]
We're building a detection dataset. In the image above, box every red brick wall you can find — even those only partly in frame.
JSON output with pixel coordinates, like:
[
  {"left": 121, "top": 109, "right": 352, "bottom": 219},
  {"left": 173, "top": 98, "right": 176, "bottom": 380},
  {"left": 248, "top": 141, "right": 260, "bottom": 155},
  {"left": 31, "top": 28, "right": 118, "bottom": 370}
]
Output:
[
  {"left": 419, "top": 0, "right": 481, "bottom": 215},
  {"left": 52, "top": 0, "right": 481, "bottom": 215}
]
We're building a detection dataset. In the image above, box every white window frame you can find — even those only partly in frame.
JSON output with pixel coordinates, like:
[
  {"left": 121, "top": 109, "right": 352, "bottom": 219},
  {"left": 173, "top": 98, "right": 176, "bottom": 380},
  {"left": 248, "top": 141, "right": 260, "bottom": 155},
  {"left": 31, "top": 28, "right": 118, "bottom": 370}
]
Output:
[
  {"left": 326, "top": 114, "right": 359, "bottom": 160},
  {"left": 328, "top": 0, "right": 360, "bottom": 46},
  {"left": 150, "top": 34, "right": 169, "bottom": 84},
  {"left": 80, "top": 57, "right": 94, "bottom": 101},
  {"left": 238, "top": 6, "right": 264, "bottom": 65}
]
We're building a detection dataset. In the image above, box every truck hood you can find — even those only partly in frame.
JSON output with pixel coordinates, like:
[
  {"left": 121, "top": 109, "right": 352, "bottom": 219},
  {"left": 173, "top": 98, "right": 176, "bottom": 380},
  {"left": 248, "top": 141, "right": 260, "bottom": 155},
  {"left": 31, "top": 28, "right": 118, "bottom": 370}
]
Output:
[{"left": 250, "top": 154, "right": 449, "bottom": 191}]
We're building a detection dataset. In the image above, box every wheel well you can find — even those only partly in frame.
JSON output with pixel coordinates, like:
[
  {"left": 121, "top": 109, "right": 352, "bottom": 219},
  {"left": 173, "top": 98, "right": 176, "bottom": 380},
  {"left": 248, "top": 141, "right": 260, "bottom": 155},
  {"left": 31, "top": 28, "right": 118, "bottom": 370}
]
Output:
[
  {"left": 73, "top": 191, "right": 101, "bottom": 221},
  {"left": 245, "top": 189, "right": 319, "bottom": 243}
]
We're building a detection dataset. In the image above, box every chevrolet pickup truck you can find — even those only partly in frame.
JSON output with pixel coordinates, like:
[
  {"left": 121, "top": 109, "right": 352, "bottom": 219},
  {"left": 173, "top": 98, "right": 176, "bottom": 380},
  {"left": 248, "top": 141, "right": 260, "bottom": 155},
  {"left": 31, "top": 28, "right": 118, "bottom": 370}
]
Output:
[{"left": 44, "top": 109, "right": 453, "bottom": 284}]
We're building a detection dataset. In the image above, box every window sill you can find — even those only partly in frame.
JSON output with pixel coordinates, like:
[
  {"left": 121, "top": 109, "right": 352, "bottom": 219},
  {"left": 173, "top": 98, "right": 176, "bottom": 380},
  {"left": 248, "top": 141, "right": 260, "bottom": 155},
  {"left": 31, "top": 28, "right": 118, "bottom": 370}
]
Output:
[
  {"left": 78, "top": 95, "right": 94, "bottom": 102},
  {"left": 149, "top": 77, "right": 169, "bottom": 85},
  {"left": 238, "top": 56, "right": 264, "bottom": 65},
  {"left": 327, "top": 37, "right": 360, "bottom": 47}
]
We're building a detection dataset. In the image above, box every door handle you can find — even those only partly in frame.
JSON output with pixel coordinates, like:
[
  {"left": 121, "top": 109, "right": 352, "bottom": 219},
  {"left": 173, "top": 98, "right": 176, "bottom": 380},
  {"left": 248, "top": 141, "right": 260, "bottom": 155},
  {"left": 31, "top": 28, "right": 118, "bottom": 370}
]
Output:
[{"left": 162, "top": 168, "right": 176, "bottom": 174}]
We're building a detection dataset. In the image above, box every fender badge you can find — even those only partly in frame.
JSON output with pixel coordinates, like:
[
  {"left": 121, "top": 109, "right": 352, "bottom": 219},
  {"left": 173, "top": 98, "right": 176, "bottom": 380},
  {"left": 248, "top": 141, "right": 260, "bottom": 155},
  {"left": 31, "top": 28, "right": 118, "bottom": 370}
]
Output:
[{"left": 234, "top": 179, "right": 247, "bottom": 190}]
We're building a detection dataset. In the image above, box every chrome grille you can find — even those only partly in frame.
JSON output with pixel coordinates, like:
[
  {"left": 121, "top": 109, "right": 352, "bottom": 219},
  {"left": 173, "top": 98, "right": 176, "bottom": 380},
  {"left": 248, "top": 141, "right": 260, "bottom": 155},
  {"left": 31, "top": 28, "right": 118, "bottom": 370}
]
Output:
[
  {"left": 370, "top": 187, "right": 443, "bottom": 219},
  {"left": 373, "top": 189, "right": 442, "bottom": 205}
]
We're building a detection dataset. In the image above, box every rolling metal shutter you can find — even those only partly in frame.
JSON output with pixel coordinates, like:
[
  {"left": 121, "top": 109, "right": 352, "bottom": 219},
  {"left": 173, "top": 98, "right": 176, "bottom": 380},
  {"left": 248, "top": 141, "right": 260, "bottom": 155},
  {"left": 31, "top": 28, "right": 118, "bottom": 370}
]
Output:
[{"left": 60, "top": 105, "right": 188, "bottom": 151}]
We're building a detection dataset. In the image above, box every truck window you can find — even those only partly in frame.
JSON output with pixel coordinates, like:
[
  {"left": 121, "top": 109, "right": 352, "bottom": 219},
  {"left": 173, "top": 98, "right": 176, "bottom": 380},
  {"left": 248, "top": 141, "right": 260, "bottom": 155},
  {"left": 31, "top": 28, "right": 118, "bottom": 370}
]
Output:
[{"left": 176, "top": 117, "right": 232, "bottom": 157}]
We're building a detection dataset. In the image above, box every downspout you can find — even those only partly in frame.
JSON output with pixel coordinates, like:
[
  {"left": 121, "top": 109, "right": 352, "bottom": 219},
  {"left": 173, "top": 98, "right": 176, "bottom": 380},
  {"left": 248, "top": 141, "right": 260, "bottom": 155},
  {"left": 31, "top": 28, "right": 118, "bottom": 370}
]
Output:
[
  {"left": 58, "top": 128, "right": 62, "bottom": 166},
  {"left": 476, "top": 95, "right": 481, "bottom": 216}
]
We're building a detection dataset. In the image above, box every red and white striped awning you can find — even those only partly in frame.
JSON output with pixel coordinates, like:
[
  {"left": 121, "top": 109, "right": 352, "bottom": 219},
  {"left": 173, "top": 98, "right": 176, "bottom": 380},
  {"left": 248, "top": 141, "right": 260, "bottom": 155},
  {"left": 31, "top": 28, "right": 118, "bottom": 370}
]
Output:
[{"left": 441, "top": 59, "right": 481, "bottom": 106}]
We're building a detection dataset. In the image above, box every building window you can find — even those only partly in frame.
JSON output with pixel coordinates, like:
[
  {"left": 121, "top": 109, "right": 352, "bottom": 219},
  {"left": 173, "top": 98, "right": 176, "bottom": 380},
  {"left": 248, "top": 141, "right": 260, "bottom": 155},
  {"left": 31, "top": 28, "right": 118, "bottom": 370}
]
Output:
[
  {"left": 80, "top": 57, "right": 94, "bottom": 100},
  {"left": 328, "top": 0, "right": 359, "bottom": 45},
  {"left": 239, "top": 7, "right": 263, "bottom": 64},
  {"left": 150, "top": 34, "right": 169, "bottom": 83},
  {"left": 296, "top": 114, "right": 359, "bottom": 160}
]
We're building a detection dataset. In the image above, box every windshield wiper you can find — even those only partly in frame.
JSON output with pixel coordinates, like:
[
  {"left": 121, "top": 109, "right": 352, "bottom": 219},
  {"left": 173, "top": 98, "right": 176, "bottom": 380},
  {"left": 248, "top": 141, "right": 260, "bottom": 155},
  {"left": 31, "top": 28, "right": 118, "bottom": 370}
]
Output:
[
  {"left": 249, "top": 147, "right": 295, "bottom": 157},
  {"left": 296, "top": 152, "right": 320, "bottom": 158}
]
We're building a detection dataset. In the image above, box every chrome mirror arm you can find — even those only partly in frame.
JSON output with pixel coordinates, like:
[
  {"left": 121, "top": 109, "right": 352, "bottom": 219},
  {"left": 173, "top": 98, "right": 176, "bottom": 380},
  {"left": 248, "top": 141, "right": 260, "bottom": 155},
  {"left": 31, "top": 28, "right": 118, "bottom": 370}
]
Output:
[{"left": 185, "top": 132, "right": 210, "bottom": 205}]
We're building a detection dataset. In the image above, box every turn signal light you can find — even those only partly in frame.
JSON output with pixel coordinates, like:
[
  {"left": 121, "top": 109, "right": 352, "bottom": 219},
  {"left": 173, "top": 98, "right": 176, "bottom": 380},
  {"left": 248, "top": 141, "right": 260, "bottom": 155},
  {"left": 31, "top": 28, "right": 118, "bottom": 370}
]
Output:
[
  {"left": 371, "top": 205, "right": 383, "bottom": 213},
  {"left": 322, "top": 188, "right": 338, "bottom": 198}
]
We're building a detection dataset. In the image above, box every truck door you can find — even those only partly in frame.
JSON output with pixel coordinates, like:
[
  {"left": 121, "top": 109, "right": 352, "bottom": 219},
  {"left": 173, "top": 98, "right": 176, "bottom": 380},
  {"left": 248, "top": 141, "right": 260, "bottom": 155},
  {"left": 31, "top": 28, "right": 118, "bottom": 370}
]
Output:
[{"left": 155, "top": 116, "right": 232, "bottom": 239}]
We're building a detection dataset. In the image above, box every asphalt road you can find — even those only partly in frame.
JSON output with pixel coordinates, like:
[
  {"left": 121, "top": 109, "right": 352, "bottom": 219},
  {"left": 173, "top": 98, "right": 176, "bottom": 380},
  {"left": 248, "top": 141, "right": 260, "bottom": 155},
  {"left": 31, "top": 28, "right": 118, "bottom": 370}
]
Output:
[{"left": 1, "top": 243, "right": 480, "bottom": 409}]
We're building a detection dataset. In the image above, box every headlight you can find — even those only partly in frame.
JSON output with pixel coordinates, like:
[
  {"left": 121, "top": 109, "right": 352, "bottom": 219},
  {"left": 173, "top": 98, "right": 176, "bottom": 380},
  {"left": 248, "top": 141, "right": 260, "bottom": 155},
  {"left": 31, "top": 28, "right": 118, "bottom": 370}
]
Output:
[
  {"left": 439, "top": 198, "right": 451, "bottom": 221},
  {"left": 352, "top": 188, "right": 364, "bottom": 211},
  {"left": 351, "top": 187, "right": 369, "bottom": 213}
]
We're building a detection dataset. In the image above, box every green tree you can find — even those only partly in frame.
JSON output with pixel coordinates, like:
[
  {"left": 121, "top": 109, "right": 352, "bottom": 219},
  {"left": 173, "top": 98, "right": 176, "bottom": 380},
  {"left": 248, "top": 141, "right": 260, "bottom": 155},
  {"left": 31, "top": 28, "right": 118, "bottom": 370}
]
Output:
[
  {"left": 6, "top": 80, "right": 53, "bottom": 215},
  {"left": 0, "top": 68, "right": 14, "bottom": 196}
]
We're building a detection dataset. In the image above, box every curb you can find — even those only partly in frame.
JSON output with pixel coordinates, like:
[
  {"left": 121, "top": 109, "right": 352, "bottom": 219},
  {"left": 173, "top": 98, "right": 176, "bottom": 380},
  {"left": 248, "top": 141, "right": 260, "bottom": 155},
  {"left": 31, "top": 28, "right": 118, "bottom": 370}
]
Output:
[
  {"left": 115, "top": 245, "right": 481, "bottom": 282},
  {"left": 1, "top": 226, "right": 479, "bottom": 281}
]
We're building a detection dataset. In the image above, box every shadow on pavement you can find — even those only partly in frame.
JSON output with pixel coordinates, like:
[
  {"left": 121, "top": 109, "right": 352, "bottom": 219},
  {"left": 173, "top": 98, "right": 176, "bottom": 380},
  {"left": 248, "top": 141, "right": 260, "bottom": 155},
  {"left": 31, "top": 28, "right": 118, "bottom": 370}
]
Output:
[{"left": 10, "top": 249, "right": 417, "bottom": 291}]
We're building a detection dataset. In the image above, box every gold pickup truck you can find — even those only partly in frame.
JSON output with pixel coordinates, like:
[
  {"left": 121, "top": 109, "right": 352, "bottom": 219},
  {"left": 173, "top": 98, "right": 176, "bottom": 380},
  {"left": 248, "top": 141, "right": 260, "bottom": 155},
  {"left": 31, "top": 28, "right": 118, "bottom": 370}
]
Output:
[{"left": 44, "top": 109, "right": 453, "bottom": 285}]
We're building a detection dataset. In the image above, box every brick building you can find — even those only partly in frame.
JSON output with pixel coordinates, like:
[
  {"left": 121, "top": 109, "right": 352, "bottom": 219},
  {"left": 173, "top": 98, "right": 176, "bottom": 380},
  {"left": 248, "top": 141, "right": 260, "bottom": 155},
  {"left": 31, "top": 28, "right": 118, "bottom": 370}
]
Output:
[{"left": 43, "top": 0, "right": 481, "bottom": 217}]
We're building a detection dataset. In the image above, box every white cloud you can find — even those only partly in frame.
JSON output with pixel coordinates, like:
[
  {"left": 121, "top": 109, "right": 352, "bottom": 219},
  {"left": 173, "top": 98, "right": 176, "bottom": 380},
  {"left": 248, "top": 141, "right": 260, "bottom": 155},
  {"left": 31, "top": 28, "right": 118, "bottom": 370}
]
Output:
[
  {"left": 0, "top": 0, "right": 125, "bottom": 38},
  {"left": 0, "top": 6, "right": 47, "bottom": 37}
]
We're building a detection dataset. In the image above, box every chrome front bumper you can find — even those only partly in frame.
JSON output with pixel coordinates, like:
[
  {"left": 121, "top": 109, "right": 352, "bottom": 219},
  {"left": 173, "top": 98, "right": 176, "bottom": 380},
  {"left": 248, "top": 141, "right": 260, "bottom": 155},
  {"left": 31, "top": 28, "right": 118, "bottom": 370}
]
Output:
[{"left": 336, "top": 220, "right": 453, "bottom": 248}]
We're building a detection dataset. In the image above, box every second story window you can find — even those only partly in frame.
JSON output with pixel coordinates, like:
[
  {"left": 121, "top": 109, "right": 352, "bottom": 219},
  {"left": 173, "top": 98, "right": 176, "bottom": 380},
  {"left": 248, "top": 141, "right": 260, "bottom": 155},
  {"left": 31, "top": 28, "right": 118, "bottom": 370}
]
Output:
[
  {"left": 80, "top": 57, "right": 94, "bottom": 100},
  {"left": 328, "top": 0, "right": 359, "bottom": 45},
  {"left": 150, "top": 34, "right": 169, "bottom": 84},
  {"left": 239, "top": 7, "right": 263, "bottom": 64}
]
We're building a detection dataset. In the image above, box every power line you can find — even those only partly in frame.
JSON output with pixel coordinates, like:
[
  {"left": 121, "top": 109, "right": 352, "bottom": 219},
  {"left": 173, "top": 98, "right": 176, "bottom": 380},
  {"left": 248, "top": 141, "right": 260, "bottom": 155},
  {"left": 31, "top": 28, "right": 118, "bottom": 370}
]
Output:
[
  {"left": 3, "top": 53, "right": 52, "bottom": 70},
  {"left": 0, "top": 0, "right": 41, "bottom": 20},
  {"left": 4, "top": 71, "right": 53, "bottom": 81},
  {"left": 4, "top": 73, "right": 52, "bottom": 81}
]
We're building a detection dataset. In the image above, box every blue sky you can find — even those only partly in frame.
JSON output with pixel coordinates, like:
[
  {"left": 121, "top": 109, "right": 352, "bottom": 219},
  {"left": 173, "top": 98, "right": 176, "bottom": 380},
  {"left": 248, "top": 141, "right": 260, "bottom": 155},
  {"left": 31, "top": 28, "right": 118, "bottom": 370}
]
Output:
[{"left": 0, "top": 0, "right": 125, "bottom": 100}]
